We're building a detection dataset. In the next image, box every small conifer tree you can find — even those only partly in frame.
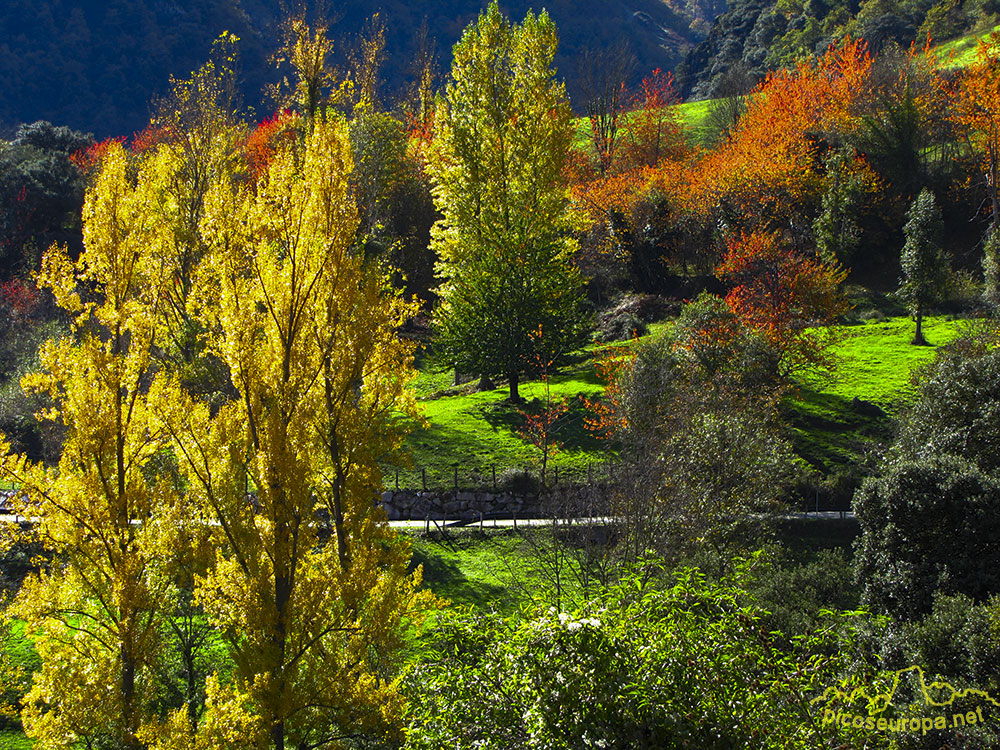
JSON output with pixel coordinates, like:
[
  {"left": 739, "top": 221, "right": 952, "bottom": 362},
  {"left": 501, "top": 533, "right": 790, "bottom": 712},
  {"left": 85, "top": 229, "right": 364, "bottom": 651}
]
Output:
[{"left": 898, "top": 188, "right": 948, "bottom": 345}]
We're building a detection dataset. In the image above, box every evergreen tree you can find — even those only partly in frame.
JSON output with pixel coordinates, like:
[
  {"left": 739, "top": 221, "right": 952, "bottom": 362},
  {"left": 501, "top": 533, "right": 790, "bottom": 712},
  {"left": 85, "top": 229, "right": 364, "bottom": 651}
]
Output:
[
  {"left": 427, "top": 1, "right": 587, "bottom": 402},
  {"left": 898, "top": 188, "right": 948, "bottom": 345},
  {"left": 813, "top": 149, "right": 863, "bottom": 267}
]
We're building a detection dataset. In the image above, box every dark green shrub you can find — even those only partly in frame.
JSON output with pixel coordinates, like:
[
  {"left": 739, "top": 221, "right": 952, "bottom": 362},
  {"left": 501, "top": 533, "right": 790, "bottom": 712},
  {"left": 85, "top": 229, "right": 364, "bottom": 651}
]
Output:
[
  {"left": 496, "top": 467, "right": 541, "bottom": 496},
  {"left": 854, "top": 454, "right": 1000, "bottom": 620},
  {"left": 593, "top": 310, "right": 647, "bottom": 342},
  {"left": 746, "top": 546, "right": 858, "bottom": 637},
  {"left": 870, "top": 594, "right": 1000, "bottom": 749},
  {"left": 897, "top": 342, "right": 1000, "bottom": 472}
]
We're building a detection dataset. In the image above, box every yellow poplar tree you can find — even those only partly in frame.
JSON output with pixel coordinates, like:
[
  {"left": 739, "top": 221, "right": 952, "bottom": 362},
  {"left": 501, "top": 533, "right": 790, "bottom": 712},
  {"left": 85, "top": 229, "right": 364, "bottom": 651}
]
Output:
[
  {"left": 145, "top": 113, "right": 431, "bottom": 749},
  {"left": 0, "top": 142, "right": 177, "bottom": 749}
]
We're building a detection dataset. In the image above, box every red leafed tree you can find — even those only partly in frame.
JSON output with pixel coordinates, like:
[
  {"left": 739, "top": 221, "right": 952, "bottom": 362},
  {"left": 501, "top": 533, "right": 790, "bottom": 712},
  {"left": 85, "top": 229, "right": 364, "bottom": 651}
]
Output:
[
  {"left": 518, "top": 328, "right": 570, "bottom": 485},
  {"left": 131, "top": 124, "right": 172, "bottom": 154},
  {"left": 69, "top": 137, "right": 126, "bottom": 175},
  {"left": 716, "top": 230, "right": 847, "bottom": 375},
  {"left": 244, "top": 110, "right": 299, "bottom": 180},
  {"left": 620, "top": 68, "right": 686, "bottom": 170}
]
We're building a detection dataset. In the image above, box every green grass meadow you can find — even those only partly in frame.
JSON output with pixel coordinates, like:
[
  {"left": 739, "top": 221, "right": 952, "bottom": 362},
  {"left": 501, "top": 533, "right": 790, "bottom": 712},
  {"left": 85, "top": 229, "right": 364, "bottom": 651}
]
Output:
[
  {"left": 400, "top": 315, "right": 969, "bottom": 484},
  {"left": 934, "top": 23, "right": 1000, "bottom": 68},
  {"left": 788, "top": 315, "right": 965, "bottom": 472}
]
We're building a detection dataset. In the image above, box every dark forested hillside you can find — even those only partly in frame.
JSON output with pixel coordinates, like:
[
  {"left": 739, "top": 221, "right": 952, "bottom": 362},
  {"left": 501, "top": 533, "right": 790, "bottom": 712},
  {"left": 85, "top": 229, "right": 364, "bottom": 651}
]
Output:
[
  {"left": 0, "top": 0, "right": 721, "bottom": 138},
  {"left": 677, "top": 0, "right": 1000, "bottom": 98}
]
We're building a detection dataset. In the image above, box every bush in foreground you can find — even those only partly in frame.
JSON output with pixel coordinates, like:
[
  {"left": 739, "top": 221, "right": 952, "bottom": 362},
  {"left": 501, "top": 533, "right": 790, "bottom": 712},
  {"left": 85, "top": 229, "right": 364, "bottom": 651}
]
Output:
[{"left": 404, "top": 559, "right": 871, "bottom": 749}]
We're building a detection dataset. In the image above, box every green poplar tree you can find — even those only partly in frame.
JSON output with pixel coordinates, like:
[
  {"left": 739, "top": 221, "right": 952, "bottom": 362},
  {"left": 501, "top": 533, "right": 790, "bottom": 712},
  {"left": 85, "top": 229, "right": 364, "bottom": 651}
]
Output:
[
  {"left": 427, "top": 1, "right": 587, "bottom": 402},
  {"left": 898, "top": 188, "right": 948, "bottom": 346}
]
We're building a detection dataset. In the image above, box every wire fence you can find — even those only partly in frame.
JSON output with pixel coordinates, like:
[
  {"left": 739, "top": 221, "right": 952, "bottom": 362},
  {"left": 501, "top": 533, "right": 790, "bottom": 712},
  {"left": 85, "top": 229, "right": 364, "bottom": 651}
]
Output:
[{"left": 382, "top": 460, "right": 617, "bottom": 493}]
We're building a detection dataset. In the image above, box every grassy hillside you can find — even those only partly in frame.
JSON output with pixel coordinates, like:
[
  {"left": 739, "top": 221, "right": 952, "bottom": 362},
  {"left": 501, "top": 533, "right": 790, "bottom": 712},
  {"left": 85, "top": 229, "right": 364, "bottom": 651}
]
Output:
[
  {"left": 572, "top": 96, "right": 718, "bottom": 151},
  {"left": 788, "top": 316, "right": 965, "bottom": 474},
  {"left": 399, "top": 346, "right": 613, "bottom": 489},
  {"left": 935, "top": 23, "right": 1000, "bottom": 68},
  {"left": 395, "top": 315, "right": 968, "bottom": 487}
]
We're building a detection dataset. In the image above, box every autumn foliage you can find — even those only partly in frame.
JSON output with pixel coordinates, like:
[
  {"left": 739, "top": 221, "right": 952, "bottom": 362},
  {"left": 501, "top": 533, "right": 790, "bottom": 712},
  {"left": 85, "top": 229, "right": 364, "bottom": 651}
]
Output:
[
  {"left": 244, "top": 109, "right": 299, "bottom": 180},
  {"left": 691, "top": 39, "right": 873, "bottom": 228},
  {"left": 717, "top": 230, "right": 847, "bottom": 373},
  {"left": 952, "top": 33, "right": 1000, "bottom": 229}
]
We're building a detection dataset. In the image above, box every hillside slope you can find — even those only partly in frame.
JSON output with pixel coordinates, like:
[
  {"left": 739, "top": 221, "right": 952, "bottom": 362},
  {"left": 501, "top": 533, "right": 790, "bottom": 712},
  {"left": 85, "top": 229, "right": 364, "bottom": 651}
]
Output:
[
  {"left": 676, "top": 0, "right": 1000, "bottom": 98},
  {"left": 0, "top": 0, "right": 723, "bottom": 138}
]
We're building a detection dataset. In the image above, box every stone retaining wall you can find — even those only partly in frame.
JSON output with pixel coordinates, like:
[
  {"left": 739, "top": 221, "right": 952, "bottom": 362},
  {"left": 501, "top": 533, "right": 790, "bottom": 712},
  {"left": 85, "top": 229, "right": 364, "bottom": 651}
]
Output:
[{"left": 378, "top": 483, "right": 609, "bottom": 521}]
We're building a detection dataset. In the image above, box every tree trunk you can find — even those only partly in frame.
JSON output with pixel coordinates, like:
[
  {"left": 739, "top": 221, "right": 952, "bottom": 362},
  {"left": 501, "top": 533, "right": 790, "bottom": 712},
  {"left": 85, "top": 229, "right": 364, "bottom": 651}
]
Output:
[
  {"left": 990, "top": 146, "right": 999, "bottom": 234},
  {"left": 912, "top": 306, "right": 928, "bottom": 345},
  {"left": 508, "top": 370, "right": 521, "bottom": 403}
]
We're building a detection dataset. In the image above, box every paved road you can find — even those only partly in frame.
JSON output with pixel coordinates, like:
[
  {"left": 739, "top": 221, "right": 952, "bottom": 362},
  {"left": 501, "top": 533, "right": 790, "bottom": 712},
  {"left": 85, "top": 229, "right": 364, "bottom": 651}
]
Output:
[{"left": 0, "top": 510, "right": 855, "bottom": 531}]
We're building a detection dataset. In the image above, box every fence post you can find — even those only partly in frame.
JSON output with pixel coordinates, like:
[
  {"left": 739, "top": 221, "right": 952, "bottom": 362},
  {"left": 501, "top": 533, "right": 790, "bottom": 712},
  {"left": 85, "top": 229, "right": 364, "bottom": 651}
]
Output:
[
  {"left": 395, "top": 469, "right": 399, "bottom": 491},
  {"left": 422, "top": 468, "right": 426, "bottom": 491}
]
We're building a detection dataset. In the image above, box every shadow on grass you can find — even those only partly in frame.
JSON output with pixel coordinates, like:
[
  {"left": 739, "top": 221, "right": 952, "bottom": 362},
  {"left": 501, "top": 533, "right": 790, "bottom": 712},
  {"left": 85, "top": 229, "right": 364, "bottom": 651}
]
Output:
[
  {"left": 783, "top": 387, "right": 892, "bottom": 474},
  {"left": 476, "top": 397, "right": 606, "bottom": 454},
  {"left": 410, "top": 539, "right": 511, "bottom": 609}
]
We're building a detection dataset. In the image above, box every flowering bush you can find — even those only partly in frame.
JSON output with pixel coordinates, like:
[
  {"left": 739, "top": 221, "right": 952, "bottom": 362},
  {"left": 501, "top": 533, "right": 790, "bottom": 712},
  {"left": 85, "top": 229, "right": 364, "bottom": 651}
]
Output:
[{"left": 404, "top": 557, "right": 875, "bottom": 749}]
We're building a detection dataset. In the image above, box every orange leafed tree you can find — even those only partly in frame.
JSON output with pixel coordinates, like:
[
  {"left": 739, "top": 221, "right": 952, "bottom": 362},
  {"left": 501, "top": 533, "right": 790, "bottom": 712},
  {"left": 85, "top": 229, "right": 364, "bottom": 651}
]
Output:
[
  {"left": 619, "top": 68, "right": 687, "bottom": 170},
  {"left": 692, "top": 39, "right": 873, "bottom": 230},
  {"left": 717, "top": 230, "right": 847, "bottom": 375},
  {"left": 953, "top": 33, "right": 1000, "bottom": 231},
  {"left": 582, "top": 342, "right": 637, "bottom": 441}
]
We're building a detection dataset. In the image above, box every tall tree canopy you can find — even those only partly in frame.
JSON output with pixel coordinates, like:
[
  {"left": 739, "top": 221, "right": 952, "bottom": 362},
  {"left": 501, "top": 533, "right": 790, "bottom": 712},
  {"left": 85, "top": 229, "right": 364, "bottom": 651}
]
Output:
[
  {"left": 1, "top": 29, "right": 432, "bottom": 750},
  {"left": 0, "top": 141, "right": 176, "bottom": 750},
  {"left": 427, "top": 0, "right": 587, "bottom": 401}
]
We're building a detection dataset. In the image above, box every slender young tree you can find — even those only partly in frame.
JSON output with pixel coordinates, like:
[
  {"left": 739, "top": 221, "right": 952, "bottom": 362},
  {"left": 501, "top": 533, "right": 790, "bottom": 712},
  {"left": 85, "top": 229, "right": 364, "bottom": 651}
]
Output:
[
  {"left": 0, "top": 142, "right": 177, "bottom": 750},
  {"left": 898, "top": 188, "right": 948, "bottom": 345},
  {"left": 427, "top": 1, "right": 587, "bottom": 402}
]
